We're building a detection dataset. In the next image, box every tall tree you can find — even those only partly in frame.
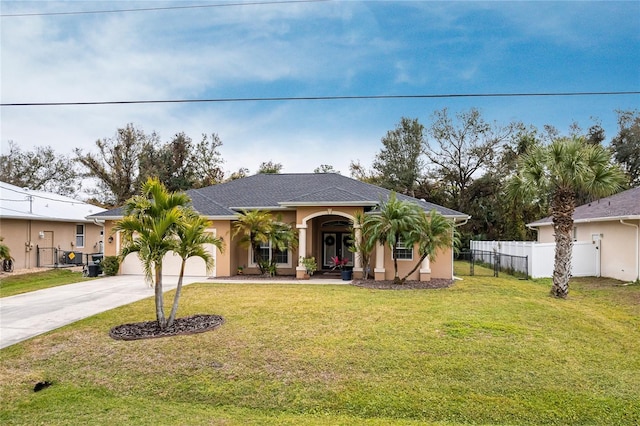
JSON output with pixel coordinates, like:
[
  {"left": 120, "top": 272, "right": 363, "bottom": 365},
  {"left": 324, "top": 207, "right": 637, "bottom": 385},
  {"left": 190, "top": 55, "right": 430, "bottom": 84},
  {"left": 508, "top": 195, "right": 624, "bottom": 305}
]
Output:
[
  {"left": 372, "top": 117, "right": 425, "bottom": 197},
  {"left": 168, "top": 211, "right": 224, "bottom": 327},
  {"left": 349, "top": 160, "right": 380, "bottom": 185},
  {"left": 507, "top": 137, "right": 625, "bottom": 298},
  {"left": 314, "top": 164, "right": 339, "bottom": 174},
  {"left": 226, "top": 167, "right": 250, "bottom": 181},
  {"left": 611, "top": 109, "right": 640, "bottom": 187},
  {"left": 113, "top": 178, "right": 191, "bottom": 328},
  {"left": 75, "top": 124, "right": 156, "bottom": 206},
  {"left": 424, "top": 108, "right": 514, "bottom": 211},
  {"left": 0, "top": 142, "right": 81, "bottom": 196},
  {"left": 191, "top": 133, "right": 225, "bottom": 187},
  {"left": 257, "top": 161, "right": 283, "bottom": 174}
]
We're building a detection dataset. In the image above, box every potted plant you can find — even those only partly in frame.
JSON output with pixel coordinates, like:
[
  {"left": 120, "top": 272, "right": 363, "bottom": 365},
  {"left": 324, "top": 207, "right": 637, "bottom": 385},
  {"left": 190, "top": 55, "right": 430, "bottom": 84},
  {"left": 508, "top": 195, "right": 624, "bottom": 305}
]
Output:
[
  {"left": 331, "top": 256, "right": 352, "bottom": 280},
  {"left": 237, "top": 265, "right": 244, "bottom": 275},
  {"left": 300, "top": 256, "right": 317, "bottom": 278}
]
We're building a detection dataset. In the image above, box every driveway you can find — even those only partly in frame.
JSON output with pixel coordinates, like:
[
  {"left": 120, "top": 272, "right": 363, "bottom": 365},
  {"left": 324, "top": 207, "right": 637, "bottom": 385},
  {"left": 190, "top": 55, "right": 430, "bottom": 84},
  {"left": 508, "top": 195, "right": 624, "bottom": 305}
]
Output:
[{"left": 0, "top": 275, "right": 202, "bottom": 349}]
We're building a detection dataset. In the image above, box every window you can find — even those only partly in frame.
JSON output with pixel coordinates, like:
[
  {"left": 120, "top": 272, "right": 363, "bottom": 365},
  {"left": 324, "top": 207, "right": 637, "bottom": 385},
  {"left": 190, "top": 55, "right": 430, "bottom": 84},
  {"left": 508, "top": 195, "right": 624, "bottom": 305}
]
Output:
[
  {"left": 395, "top": 237, "right": 413, "bottom": 260},
  {"left": 75, "top": 224, "right": 85, "bottom": 248},
  {"left": 251, "top": 242, "right": 290, "bottom": 266}
]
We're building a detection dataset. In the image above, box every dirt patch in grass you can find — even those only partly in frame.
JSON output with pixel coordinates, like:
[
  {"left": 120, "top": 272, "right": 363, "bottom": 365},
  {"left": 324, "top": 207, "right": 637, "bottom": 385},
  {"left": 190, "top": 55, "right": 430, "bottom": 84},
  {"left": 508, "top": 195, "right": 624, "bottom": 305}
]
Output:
[
  {"left": 109, "top": 314, "right": 224, "bottom": 341},
  {"left": 352, "top": 278, "right": 454, "bottom": 290}
]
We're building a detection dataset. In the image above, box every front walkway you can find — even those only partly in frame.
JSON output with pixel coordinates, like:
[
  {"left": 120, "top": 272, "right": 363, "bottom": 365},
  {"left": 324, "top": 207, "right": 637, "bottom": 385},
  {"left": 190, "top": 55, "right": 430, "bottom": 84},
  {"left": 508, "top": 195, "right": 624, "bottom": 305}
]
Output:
[{"left": 0, "top": 275, "right": 349, "bottom": 349}]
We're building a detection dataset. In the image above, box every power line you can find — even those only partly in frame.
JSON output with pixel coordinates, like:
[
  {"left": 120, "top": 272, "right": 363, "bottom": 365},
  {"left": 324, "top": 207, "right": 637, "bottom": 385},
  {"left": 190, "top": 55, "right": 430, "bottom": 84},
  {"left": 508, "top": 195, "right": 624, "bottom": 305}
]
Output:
[
  {"left": 0, "top": 0, "right": 329, "bottom": 18},
  {"left": 1, "top": 91, "right": 639, "bottom": 107},
  {"left": 0, "top": 184, "right": 85, "bottom": 205}
]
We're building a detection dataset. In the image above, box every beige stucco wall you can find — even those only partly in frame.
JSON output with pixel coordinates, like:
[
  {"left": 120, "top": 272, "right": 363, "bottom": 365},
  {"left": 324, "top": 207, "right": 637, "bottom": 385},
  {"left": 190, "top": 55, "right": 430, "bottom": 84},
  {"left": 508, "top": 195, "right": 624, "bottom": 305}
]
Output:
[
  {"left": 0, "top": 218, "right": 104, "bottom": 271},
  {"left": 105, "top": 219, "right": 231, "bottom": 277},
  {"left": 211, "top": 220, "right": 232, "bottom": 277},
  {"left": 536, "top": 219, "right": 640, "bottom": 282},
  {"left": 100, "top": 205, "right": 457, "bottom": 281}
]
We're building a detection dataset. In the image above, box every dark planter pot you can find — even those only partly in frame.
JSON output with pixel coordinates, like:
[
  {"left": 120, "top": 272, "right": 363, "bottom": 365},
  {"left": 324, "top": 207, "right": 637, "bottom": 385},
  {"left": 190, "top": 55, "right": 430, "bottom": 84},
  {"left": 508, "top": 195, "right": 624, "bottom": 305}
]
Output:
[{"left": 341, "top": 269, "right": 353, "bottom": 281}]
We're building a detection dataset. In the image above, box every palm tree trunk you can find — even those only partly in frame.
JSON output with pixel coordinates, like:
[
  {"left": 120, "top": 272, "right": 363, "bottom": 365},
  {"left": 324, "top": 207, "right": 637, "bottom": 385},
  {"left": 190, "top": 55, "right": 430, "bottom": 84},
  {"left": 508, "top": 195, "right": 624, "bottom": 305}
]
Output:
[
  {"left": 155, "top": 263, "right": 167, "bottom": 329},
  {"left": 551, "top": 189, "right": 575, "bottom": 298},
  {"left": 392, "top": 246, "right": 402, "bottom": 284},
  {"left": 167, "top": 260, "right": 186, "bottom": 328},
  {"left": 253, "top": 243, "right": 266, "bottom": 275},
  {"left": 401, "top": 252, "right": 427, "bottom": 282}
]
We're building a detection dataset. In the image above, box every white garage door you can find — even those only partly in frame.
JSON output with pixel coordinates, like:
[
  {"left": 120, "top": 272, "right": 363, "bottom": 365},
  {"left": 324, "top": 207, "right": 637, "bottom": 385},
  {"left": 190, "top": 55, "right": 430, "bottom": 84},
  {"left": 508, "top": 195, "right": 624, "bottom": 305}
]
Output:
[{"left": 120, "top": 243, "right": 217, "bottom": 277}]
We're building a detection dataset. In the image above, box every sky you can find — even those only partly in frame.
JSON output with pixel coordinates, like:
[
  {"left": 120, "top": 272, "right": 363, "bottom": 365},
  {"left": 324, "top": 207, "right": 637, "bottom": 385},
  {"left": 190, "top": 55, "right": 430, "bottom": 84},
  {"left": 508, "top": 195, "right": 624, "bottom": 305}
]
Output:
[{"left": 1, "top": 0, "right": 639, "bottom": 179}]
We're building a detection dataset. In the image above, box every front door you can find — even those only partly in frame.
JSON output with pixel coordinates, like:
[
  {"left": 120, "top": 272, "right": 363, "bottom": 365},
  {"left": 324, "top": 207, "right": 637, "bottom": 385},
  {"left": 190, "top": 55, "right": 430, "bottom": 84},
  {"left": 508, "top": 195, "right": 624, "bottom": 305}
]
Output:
[
  {"left": 322, "top": 232, "right": 353, "bottom": 269},
  {"left": 42, "top": 231, "right": 54, "bottom": 266}
]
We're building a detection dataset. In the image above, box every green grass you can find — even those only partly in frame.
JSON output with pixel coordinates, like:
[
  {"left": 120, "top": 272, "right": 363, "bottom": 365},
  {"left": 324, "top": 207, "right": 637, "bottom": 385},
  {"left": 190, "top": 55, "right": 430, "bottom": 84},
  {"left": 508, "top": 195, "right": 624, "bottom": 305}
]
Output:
[
  {"left": 1, "top": 268, "right": 639, "bottom": 425},
  {"left": 0, "top": 269, "right": 94, "bottom": 298}
]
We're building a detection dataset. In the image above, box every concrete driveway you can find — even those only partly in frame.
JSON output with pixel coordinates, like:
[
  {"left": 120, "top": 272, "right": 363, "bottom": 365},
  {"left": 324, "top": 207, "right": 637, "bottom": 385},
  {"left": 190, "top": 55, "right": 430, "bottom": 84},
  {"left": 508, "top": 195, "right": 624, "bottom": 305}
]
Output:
[{"left": 0, "top": 275, "right": 202, "bottom": 349}]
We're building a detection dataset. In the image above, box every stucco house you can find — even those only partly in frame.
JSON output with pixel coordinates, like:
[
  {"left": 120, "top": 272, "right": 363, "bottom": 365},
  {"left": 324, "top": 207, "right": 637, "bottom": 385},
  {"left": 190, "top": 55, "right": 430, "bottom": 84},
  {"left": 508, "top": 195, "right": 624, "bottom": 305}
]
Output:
[
  {"left": 90, "top": 173, "right": 469, "bottom": 281},
  {"left": 527, "top": 186, "right": 640, "bottom": 282},
  {"left": 0, "top": 181, "right": 106, "bottom": 271}
]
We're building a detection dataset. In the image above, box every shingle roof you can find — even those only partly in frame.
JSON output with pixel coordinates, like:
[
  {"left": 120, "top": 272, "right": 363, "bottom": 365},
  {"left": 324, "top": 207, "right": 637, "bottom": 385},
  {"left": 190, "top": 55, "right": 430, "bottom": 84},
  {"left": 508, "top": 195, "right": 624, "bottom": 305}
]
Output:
[
  {"left": 0, "top": 181, "right": 106, "bottom": 222},
  {"left": 528, "top": 186, "right": 640, "bottom": 226},
  {"left": 90, "top": 173, "right": 469, "bottom": 219}
]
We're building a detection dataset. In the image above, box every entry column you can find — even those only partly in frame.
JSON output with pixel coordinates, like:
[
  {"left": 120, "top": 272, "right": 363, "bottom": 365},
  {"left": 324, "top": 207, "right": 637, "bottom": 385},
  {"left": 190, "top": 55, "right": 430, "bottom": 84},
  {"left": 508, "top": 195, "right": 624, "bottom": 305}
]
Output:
[
  {"left": 374, "top": 241, "right": 386, "bottom": 281},
  {"left": 296, "top": 224, "right": 307, "bottom": 279}
]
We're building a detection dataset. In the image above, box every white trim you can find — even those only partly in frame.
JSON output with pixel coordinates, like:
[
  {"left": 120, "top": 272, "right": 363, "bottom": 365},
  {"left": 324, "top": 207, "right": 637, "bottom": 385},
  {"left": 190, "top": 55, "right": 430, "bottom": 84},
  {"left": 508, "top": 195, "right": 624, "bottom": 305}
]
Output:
[
  {"left": 394, "top": 237, "right": 413, "bottom": 261},
  {"left": 279, "top": 201, "right": 378, "bottom": 207},
  {"left": 247, "top": 241, "right": 293, "bottom": 269},
  {"left": 300, "top": 209, "right": 356, "bottom": 225},
  {"left": 75, "top": 224, "right": 86, "bottom": 248},
  {"left": 529, "top": 215, "right": 640, "bottom": 227}
]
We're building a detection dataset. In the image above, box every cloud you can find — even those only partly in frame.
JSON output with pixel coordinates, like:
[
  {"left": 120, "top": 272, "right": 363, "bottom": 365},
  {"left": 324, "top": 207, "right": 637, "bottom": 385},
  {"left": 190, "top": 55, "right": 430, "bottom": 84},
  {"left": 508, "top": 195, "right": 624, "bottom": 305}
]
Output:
[{"left": 1, "top": 0, "right": 638, "bottom": 180}]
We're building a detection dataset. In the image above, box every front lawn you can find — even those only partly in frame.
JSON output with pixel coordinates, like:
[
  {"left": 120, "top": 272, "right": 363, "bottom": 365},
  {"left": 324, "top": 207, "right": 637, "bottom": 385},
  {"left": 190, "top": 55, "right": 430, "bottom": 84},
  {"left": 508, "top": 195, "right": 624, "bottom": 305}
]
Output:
[
  {"left": 0, "top": 269, "right": 93, "bottom": 298},
  {"left": 1, "top": 272, "right": 639, "bottom": 425}
]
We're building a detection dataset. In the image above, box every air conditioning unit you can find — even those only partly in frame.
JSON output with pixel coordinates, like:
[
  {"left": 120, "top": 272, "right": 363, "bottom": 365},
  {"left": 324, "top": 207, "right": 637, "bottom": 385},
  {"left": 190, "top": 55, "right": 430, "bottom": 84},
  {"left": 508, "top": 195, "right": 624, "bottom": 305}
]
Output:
[{"left": 61, "top": 251, "right": 84, "bottom": 265}]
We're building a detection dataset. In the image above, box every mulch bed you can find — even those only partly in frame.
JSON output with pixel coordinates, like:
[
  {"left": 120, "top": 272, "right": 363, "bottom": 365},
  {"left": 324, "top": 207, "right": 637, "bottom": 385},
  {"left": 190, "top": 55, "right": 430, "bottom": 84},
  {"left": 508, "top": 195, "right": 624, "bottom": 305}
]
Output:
[
  {"left": 109, "top": 314, "right": 224, "bottom": 341},
  {"left": 352, "top": 278, "right": 454, "bottom": 290}
]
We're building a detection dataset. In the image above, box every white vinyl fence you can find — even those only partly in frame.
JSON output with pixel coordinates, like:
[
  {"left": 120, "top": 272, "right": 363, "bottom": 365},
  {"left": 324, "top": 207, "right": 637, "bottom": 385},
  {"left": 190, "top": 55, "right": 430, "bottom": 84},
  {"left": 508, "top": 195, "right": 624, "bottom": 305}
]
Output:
[{"left": 470, "top": 240, "right": 599, "bottom": 279}]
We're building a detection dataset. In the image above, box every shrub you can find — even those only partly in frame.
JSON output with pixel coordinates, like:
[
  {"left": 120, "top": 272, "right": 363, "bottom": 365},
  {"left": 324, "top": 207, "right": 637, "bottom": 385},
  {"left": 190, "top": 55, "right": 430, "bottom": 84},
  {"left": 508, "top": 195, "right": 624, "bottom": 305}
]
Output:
[{"left": 101, "top": 256, "right": 120, "bottom": 276}]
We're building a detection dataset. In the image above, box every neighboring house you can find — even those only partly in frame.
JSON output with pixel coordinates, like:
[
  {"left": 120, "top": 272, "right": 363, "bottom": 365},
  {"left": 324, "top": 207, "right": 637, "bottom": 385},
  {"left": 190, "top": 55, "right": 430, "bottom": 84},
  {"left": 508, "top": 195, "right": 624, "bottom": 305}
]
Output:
[
  {"left": 90, "top": 173, "right": 469, "bottom": 281},
  {"left": 0, "top": 181, "right": 107, "bottom": 271},
  {"left": 527, "top": 186, "right": 640, "bottom": 282}
]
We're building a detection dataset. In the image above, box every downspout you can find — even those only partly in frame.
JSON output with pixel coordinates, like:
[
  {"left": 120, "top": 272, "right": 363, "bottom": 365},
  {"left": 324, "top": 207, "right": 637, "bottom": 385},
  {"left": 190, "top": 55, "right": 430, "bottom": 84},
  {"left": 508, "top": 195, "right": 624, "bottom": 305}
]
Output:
[
  {"left": 452, "top": 217, "right": 470, "bottom": 279},
  {"left": 620, "top": 219, "right": 640, "bottom": 282},
  {"left": 93, "top": 219, "right": 105, "bottom": 254},
  {"left": 526, "top": 224, "right": 540, "bottom": 241}
]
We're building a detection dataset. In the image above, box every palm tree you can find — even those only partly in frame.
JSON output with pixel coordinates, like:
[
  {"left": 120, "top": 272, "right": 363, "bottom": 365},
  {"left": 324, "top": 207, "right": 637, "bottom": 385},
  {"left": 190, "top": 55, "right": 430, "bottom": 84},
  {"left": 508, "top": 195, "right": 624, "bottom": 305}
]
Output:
[
  {"left": 349, "top": 211, "right": 376, "bottom": 279},
  {"left": 113, "top": 178, "right": 190, "bottom": 328},
  {"left": 232, "top": 210, "right": 274, "bottom": 275},
  {"left": 167, "top": 211, "right": 224, "bottom": 327},
  {"left": 507, "top": 137, "right": 626, "bottom": 298},
  {"left": 401, "top": 209, "right": 457, "bottom": 281},
  {"left": 363, "top": 192, "right": 423, "bottom": 284},
  {"left": 267, "top": 220, "right": 298, "bottom": 276}
]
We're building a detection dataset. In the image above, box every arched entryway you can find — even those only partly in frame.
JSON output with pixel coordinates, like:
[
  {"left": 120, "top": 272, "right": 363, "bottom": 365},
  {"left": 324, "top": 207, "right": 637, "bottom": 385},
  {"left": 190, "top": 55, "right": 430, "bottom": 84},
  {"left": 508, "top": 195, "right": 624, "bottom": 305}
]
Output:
[
  {"left": 296, "top": 209, "right": 361, "bottom": 279},
  {"left": 319, "top": 219, "right": 353, "bottom": 270}
]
